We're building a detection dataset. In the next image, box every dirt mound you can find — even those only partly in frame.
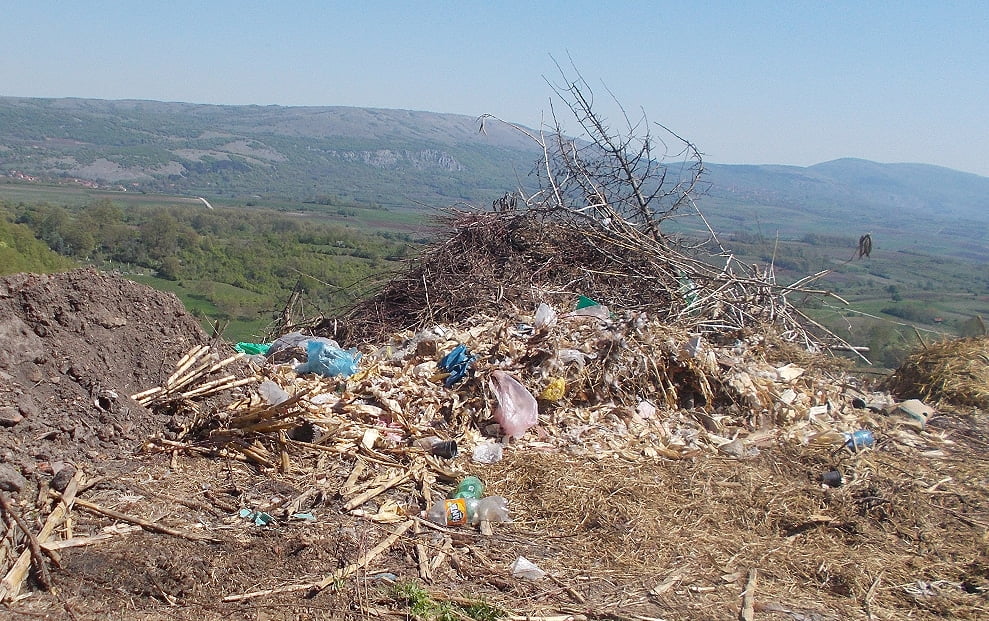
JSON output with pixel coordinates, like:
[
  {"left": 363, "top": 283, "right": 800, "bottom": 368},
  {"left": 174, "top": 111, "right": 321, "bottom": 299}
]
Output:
[{"left": 0, "top": 268, "right": 209, "bottom": 472}]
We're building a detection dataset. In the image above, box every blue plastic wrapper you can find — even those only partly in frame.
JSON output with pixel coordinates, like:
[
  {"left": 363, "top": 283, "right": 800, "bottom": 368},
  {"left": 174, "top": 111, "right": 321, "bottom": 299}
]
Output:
[
  {"left": 295, "top": 340, "right": 361, "bottom": 378},
  {"left": 843, "top": 429, "right": 875, "bottom": 451},
  {"left": 238, "top": 508, "right": 275, "bottom": 526},
  {"left": 438, "top": 344, "right": 477, "bottom": 387}
]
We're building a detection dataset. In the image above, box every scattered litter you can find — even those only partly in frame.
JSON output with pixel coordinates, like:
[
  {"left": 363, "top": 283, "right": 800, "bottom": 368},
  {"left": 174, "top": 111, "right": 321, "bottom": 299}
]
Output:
[
  {"left": 238, "top": 508, "right": 275, "bottom": 526},
  {"left": 489, "top": 370, "right": 538, "bottom": 439},
  {"left": 426, "top": 498, "right": 469, "bottom": 526},
  {"left": 258, "top": 379, "right": 290, "bottom": 405},
  {"left": 821, "top": 470, "right": 843, "bottom": 488},
  {"left": 295, "top": 339, "right": 361, "bottom": 378},
  {"left": 510, "top": 556, "right": 546, "bottom": 580},
  {"left": 234, "top": 342, "right": 270, "bottom": 355},
  {"left": 533, "top": 302, "right": 557, "bottom": 331},
  {"left": 417, "top": 437, "right": 458, "bottom": 459},
  {"left": 437, "top": 343, "right": 477, "bottom": 387},
  {"left": 843, "top": 429, "right": 875, "bottom": 452},
  {"left": 888, "top": 398, "right": 934, "bottom": 430},
  {"left": 539, "top": 377, "right": 566, "bottom": 401},
  {"left": 471, "top": 442, "right": 504, "bottom": 464}
]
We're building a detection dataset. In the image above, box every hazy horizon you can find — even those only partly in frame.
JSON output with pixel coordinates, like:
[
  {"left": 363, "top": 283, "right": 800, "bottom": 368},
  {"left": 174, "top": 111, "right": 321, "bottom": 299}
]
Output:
[{"left": 2, "top": 1, "right": 987, "bottom": 176}]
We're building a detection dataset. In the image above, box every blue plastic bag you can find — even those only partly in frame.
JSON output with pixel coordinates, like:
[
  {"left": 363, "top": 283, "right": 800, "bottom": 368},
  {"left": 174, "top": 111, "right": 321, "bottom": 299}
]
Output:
[
  {"left": 438, "top": 344, "right": 477, "bottom": 387},
  {"left": 295, "top": 340, "right": 361, "bottom": 378}
]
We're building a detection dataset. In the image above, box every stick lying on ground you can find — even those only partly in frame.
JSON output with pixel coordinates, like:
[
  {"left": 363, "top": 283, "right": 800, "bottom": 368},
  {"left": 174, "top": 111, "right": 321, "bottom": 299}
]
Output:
[{"left": 0, "top": 470, "right": 82, "bottom": 602}]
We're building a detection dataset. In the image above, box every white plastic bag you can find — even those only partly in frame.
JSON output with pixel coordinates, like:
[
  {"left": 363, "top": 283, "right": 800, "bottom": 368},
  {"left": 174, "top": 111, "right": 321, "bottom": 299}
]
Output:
[{"left": 510, "top": 556, "right": 545, "bottom": 580}]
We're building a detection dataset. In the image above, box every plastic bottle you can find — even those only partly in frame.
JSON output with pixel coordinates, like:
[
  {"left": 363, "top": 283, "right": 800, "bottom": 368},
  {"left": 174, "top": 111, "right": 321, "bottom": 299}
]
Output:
[
  {"left": 468, "top": 496, "right": 511, "bottom": 525},
  {"left": 426, "top": 498, "right": 469, "bottom": 526},
  {"left": 451, "top": 476, "right": 484, "bottom": 500}
]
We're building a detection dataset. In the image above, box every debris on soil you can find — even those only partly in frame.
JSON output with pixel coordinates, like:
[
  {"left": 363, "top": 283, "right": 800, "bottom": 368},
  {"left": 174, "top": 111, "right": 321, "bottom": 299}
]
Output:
[{"left": 1, "top": 277, "right": 988, "bottom": 619}]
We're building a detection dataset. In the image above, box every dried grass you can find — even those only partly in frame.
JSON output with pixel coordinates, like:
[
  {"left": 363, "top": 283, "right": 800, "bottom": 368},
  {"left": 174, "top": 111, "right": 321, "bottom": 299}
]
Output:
[{"left": 887, "top": 336, "right": 989, "bottom": 409}]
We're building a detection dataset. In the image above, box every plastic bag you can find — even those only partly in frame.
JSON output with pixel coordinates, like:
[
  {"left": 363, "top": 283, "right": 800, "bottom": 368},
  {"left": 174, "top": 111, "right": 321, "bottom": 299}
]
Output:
[
  {"left": 489, "top": 370, "right": 538, "bottom": 439},
  {"left": 510, "top": 556, "right": 545, "bottom": 580},
  {"left": 234, "top": 342, "right": 271, "bottom": 355},
  {"left": 533, "top": 302, "right": 557, "bottom": 331},
  {"left": 438, "top": 343, "right": 477, "bottom": 387},
  {"left": 258, "top": 379, "right": 290, "bottom": 405},
  {"left": 295, "top": 340, "right": 361, "bottom": 378},
  {"left": 472, "top": 442, "right": 503, "bottom": 464},
  {"left": 266, "top": 331, "right": 310, "bottom": 358}
]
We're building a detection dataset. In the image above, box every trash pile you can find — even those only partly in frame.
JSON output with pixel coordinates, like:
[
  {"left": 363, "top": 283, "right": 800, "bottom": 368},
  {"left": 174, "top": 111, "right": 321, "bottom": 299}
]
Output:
[
  {"left": 3, "top": 202, "right": 986, "bottom": 618},
  {"left": 137, "top": 295, "right": 943, "bottom": 519}
]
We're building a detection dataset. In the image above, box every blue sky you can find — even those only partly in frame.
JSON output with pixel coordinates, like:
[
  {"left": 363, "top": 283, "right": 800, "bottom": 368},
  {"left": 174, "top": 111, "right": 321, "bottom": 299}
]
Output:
[{"left": 2, "top": 1, "right": 987, "bottom": 176}]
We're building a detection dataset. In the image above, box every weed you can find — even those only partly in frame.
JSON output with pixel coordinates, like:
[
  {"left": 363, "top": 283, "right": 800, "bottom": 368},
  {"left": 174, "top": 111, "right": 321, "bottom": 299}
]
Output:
[{"left": 394, "top": 581, "right": 503, "bottom": 621}]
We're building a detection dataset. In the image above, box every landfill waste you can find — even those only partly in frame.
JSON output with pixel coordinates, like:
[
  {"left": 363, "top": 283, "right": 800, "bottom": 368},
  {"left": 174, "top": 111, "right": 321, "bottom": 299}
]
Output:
[
  {"left": 258, "top": 379, "right": 290, "bottom": 405},
  {"left": 471, "top": 441, "right": 504, "bottom": 464},
  {"left": 533, "top": 302, "right": 557, "bottom": 331},
  {"left": 295, "top": 339, "right": 361, "bottom": 378},
  {"left": 888, "top": 399, "right": 934, "bottom": 430},
  {"left": 451, "top": 476, "right": 484, "bottom": 499},
  {"left": 539, "top": 377, "right": 566, "bottom": 401},
  {"left": 238, "top": 508, "right": 275, "bottom": 526},
  {"left": 265, "top": 331, "right": 311, "bottom": 358},
  {"left": 426, "top": 498, "right": 469, "bottom": 526},
  {"left": 821, "top": 470, "right": 843, "bottom": 487},
  {"left": 234, "top": 342, "right": 271, "bottom": 355},
  {"left": 843, "top": 429, "right": 875, "bottom": 452},
  {"left": 424, "top": 476, "right": 510, "bottom": 527},
  {"left": 437, "top": 343, "right": 477, "bottom": 387},
  {"left": 426, "top": 495, "right": 511, "bottom": 527},
  {"left": 465, "top": 495, "right": 511, "bottom": 526},
  {"left": 510, "top": 556, "right": 546, "bottom": 580},
  {"left": 415, "top": 436, "right": 459, "bottom": 458},
  {"left": 489, "top": 370, "right": 538, "bottom": 439},
  {"left": 575, "top": 295, "right": 600, "bottom": 309}
]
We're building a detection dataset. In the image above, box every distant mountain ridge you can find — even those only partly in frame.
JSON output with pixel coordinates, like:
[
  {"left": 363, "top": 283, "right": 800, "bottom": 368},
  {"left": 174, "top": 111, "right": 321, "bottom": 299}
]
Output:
[{"left": 1, "top": 96, "right": 987, "bottom": 260}]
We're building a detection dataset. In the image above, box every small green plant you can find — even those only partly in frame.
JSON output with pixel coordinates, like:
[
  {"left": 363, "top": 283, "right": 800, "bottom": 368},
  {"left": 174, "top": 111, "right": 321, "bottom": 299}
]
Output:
[{"left": 394, "top": 581, "right": 503, "bottom": 621}]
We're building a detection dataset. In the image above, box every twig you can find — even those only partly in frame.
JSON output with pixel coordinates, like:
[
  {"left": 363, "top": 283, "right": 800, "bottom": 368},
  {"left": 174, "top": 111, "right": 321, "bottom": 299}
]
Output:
[
  {"left": 0, "top": 470, "right": 81, "bottom": 602},
  {"left": 413, "top": 520, "right": 432, "bottom": 582},
  {"left": 71, "top": 497, "right": 218, "bottom": 542},
  {"left": 0, "top": 491, "right": 53, "bottom": 590},
  {"left": 223, "top": 519, "right": 414, "bottom": 602},
  {"left": 739, "top": 568, "right": 757, "bottom": 621},
  {"left": 343, "top": 471, "right": 412, "bottom": 511}
]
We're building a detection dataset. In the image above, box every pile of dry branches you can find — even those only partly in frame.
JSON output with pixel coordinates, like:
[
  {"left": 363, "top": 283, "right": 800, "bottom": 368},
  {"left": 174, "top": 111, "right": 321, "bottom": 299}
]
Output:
[{"left": 318, "top": 65, "right": 851, "bottom": 355}]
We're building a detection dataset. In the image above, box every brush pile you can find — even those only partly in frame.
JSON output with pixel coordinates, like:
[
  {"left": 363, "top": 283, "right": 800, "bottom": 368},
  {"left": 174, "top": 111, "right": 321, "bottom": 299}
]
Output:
[{"left": 886, "top": 335, "right": 989, "bottom": 409}]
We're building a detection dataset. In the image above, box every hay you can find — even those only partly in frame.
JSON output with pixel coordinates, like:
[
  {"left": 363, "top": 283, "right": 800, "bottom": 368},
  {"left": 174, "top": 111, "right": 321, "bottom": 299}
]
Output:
[{"left": 887, "top": 336, "right": 989, "bottom": 409}]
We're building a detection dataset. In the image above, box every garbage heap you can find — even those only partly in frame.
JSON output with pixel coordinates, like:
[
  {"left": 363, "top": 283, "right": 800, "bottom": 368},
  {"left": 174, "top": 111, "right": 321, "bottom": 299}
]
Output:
[
  {"left": 119, "top": 206, "right": 981, "bottom": 613},
  {"left": 136, "top": 205, "right": 895, "bottom": 495}
]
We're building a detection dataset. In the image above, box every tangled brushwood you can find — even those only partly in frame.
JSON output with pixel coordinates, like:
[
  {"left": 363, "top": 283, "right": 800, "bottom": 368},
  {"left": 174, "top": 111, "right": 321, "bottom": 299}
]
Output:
[{"left": 316, "top": 66, "right": 855, "bottom": 354}]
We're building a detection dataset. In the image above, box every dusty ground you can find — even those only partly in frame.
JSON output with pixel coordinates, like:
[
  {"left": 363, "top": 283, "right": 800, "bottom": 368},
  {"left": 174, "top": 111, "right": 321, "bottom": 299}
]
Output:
[{"left": 1, "top": 269, "right": 988, "bottom": 620}]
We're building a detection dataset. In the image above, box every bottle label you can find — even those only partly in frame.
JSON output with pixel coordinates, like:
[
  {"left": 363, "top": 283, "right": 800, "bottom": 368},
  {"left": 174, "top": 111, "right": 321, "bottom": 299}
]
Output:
[{"left": 443, "top": 498, "right": 468, "bottom": 526}]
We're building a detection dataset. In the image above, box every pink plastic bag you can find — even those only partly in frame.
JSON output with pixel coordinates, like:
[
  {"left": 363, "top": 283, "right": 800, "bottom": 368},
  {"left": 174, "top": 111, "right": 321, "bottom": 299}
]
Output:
[{"left": 489, "top": 370, "right": 538, "bottom": 439}]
